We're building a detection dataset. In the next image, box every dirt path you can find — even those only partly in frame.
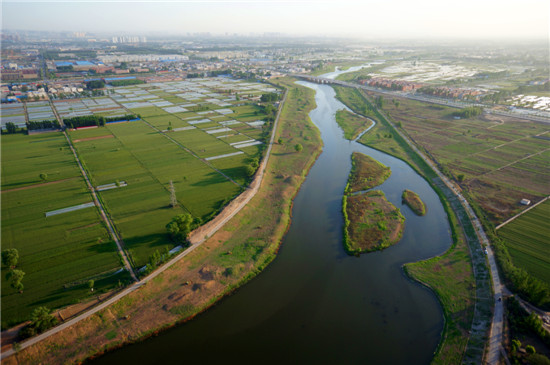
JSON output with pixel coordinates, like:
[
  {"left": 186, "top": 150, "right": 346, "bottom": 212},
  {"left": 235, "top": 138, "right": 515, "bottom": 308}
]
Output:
[
  {"left": 1, "top": 177, "right": 76, "bottom": 193},
  {"left": 62, "top": 131, "right": 138, "bottom": 282},
  {"left": 73, "top": 135, "right": 114, "bottom": 143}
]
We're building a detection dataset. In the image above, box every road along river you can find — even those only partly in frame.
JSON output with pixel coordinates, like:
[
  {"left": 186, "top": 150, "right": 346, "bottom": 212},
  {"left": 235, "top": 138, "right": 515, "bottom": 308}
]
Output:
[{"left": 91, "top": 70, "right": 453, "bottom": 364}]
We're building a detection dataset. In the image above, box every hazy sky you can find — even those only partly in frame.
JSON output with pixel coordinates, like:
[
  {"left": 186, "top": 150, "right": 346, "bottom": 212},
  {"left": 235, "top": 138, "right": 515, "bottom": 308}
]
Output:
[{"left": 2, "top": 0, "right": 549, "bottom": 40}]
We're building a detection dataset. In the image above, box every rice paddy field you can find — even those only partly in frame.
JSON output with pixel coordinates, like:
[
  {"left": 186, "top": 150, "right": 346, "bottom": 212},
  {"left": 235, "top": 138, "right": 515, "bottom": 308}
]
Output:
[
  {"left": 1, "top": 133, "right": 125, "bottom": 328},
  {"left": 498, "top": 201, "right": 550, "bottom": 284},
  {"left": 1, "top": 78, "right": 281, "bottom": 328},
  {"left": 373, "top": 93, "right": 550, "bottom": 223}
]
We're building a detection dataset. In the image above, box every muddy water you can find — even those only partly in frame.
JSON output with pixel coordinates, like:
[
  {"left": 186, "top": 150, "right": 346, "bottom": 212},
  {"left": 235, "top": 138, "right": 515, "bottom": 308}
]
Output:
[{"left": 92, "top": 69, "right": 452, "bottom": 364}]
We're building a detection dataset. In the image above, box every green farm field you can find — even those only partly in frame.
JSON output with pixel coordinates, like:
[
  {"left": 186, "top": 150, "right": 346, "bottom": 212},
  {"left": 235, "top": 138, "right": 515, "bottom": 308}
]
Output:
[
  {"left": 1, "top": 133, "right": 125, "bottom": 328},
  {"left": 373, "top": 93, "right": 550, "bottom": 224},
  {"left": 498, "top": 201, "right": 550, "bottom": 284},
  {"left": 69, "top": 121, "right": 244, "bottom": 267}
]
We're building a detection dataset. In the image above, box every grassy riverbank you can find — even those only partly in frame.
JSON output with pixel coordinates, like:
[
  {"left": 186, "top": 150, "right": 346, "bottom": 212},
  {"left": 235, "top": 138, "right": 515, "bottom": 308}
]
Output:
[
  {"left": 335, "top": 109, "right": 373, "bottom": 140},
  {"left": 347, "top": 152, "right": 391, "bottom": 193},
  {"left": 333, "top": 83, "right": 479, "bottom": 363},
  {"left": 402, "top": 189, "right": 427, "bottom": 216},
  {"left": 5, "top": 77, "right": 323, "bottom": 364}
]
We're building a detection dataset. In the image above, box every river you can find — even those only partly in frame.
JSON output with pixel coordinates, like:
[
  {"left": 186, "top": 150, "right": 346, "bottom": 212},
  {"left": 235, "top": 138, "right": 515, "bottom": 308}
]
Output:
[{"left": 91, "top": 67, "right": 452, "bottom": 364}]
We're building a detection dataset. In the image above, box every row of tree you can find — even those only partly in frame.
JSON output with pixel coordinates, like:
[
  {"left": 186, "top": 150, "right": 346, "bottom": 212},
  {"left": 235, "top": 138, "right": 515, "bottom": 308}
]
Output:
[
  {"left": 27, "top": 120, "right": 61, "bottom": 130},
  {"left": 260, "top": 93, "right": 280, "bottom": 102},
  {"left": 109, "top": 79, "right": 145, "bottom": 87},
  {"left": 2, "top": 249, "right": 24, "bottom": 292},
  {"left": 451, "top": 106, "right": 483, "bottom": 119},
  {"left": 64, "top": 114, "right": 137, "bottom": 129}
]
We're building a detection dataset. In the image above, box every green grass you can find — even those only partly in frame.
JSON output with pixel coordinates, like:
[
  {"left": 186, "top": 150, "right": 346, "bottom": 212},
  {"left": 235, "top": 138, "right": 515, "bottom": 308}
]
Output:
[
  {"left": 335, "top": 109, "right": 373, "bottom": 140},
  {"left": 498, "top": 201, "right": 550, "bottom": 284},
  {"left": 1, "top": 134, "right": 124, "bottom": 329}
]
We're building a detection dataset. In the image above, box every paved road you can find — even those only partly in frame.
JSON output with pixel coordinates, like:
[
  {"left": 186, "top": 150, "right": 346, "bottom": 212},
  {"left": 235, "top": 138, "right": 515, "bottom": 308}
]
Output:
[
  {"left": 297, "top": 75, "right": 550, "bottom": 124},
  {"left": 0, "top": 90, "right": 287, "bottom": 362}
]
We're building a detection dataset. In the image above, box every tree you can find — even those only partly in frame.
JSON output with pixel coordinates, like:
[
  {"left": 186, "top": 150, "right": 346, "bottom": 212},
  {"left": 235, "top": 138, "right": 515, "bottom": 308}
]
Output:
[
  {"left": 88, "top": 280, "right": 94, "bottom": 291},
  {"left": 526, "top": 345, "right": 536, "bottom": 354},
  {"left": 245, "top": 164, "right": 256, "bottom": 177},
  {"left": 457, "top": 174, "right": 465, "bottom": 183},
  {"left": 294, "top": 143, "right": 303, "bottom": 152},
  {"left": 39, "top": 173, "right": 48, "bottom": 182},
  {"left": 86, "top": 80, "right": 105, "bottom": 90},
  {"left": 30, "top": 306, "right": 58, "bottom": 333},
  {"left": 169, "top": 180, "right": 178, "bottom": 208},
  {"left": 5, "top": 122, "right": 17, "bottom": 134},
  {"left": 278, "top": 137, "right": 283, "bottom": 145},
  {"left": 7, "top": 269, "right": 25, "bottom": 291},
  {"left": 2, "top": 248, "right": 19, "bottom": 268},
  {"left": 166, "top": 213, "right": 193, "bottom": 243}
]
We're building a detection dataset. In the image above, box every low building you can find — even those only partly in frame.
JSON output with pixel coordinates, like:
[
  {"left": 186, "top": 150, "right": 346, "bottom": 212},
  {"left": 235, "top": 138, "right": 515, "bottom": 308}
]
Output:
[{"left": 520, "top": 199, "right": 531, "bottom": 205}]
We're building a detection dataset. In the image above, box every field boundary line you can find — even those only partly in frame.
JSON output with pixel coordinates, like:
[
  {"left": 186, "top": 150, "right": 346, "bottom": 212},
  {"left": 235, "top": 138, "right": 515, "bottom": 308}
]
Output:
[
  {"left": 495, "top": 195, "right": 550, "bottom": 230},
  {"left": 0, "top": 177, "right": 77, "bottom": 193},
  {"left": 0, "top": 88, "right": 287, "bottom": 362}
]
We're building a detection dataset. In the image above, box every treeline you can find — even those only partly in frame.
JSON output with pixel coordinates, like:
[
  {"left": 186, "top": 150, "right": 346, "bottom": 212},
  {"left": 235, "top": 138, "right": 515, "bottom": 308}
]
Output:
[
  {"left": 260, "top": 93, "right": 280, "bottom": 102},
  {"left": 452, "top": 106, "right": 483, "bottom": 119},
  {"left": 86, "top": 80, "right": 105, "bottom": 90},
  {"left": 64, "top": 114, "right": 137, "bottom": 129},
  {"left": 110, "top": 79, "right": 145, "bottom": 87},
  {"left": 27, "top": 120, "right": 60, "bottom": 130},
  {"left": 209, "top": 69, "right": 231, "bottom": 77},
  {"left": 2, "top": 122, "right": 24, "bottom": 134},
  {"left": 493, "top": 237, "right": 550, "bottom": 308}
]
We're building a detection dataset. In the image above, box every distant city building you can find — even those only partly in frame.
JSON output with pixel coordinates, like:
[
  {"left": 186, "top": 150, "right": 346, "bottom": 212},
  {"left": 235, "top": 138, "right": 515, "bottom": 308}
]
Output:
[
  {"left": 111, "top": 36, "right": 146, "bottom": 44},
  {"left": 98, "top": 54, "right": 188, "bottom": 63}
]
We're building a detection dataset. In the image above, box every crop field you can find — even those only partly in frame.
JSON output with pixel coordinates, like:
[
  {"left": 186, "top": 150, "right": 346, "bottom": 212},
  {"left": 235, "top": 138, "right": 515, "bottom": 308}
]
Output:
[
  {"left": 0, "top": 78, "right": 279, "bottom": 328},
  {"left": 1, "top": 103, "right": 26, "bottom": 130},
  {"left": 374, "top": 93, "right": 550, "bottom": 223},
  {"left": 54, "top": 97, "right": 126, "bottom": 119},
  {"left": 65, "top": 78, "right": 279, "bottom": 268},
  {"left": 1, "top": 133, "right": 125, "bottom": 328},
  {"left": 69, "top": 121, "right": 242, "bottom": 267},
  {"left": 498, "top": 201, "right": 550, "bottom": 284}
]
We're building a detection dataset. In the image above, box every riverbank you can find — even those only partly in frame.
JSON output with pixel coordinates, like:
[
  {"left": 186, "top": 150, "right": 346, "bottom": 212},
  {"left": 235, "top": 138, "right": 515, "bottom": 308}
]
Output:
[
  {"left": 3, "top": 77, "right": 323, "bottom": 365},
  {"left": 402, "top": 189, "right": 427, "bottom": 216}
]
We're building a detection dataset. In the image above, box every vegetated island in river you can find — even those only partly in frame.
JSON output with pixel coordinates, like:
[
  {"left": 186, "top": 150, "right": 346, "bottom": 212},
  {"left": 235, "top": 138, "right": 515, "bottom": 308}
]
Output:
[
  {"left": 346, "top": 151, "right": 391, "bottom": 193},
  {"left": 335, "top": 109, "right": 373, "bottom": 140},
  {"left": 402, "top": 189, "right": 427, "bottom": 216},
  {"left": 343, "top": 152, "right": 405, "bottom": 254}
]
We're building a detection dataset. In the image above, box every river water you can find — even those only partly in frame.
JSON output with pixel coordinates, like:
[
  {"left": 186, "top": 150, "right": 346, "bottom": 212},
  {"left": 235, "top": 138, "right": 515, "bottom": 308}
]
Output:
[{"left": 92, "top": 68, "right": 452, "bottom": 364}]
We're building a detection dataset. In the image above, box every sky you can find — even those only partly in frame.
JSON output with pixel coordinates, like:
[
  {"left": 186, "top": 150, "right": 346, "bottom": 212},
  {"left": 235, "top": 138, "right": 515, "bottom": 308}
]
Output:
[{"left": 2, "top": 0, "right": 549, "bottom": 40}]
